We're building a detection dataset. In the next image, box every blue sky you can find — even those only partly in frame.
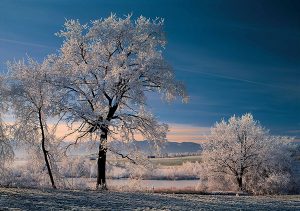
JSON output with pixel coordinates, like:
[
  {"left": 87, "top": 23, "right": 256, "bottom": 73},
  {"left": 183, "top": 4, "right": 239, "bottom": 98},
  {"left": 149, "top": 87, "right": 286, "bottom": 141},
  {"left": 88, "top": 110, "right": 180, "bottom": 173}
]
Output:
[{"left": 0, "top": 0, "right": 299, "bottom": 141}]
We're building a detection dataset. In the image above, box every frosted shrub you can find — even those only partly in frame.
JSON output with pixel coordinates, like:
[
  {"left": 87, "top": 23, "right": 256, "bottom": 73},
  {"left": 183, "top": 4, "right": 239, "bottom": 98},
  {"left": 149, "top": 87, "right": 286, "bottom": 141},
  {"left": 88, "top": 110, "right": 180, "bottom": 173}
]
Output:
[
  {"left": 0, "top": 167, "right": 14, "bottom": 187},
  {"left": 111, "top": 178, "right": 146, "bottom": 192},
  {"left": 1, "top": 163, "right": 52, "bottom": 188},
  {"left": 59, "top": 157, "right": 91, "bottom": 178},
  {"left": 6, "top": 148, "right": 64, "bottom": 188},
  {"left": 126, "top": 163, "right": 151, "bottom": 179},
  {"left": 106, "top": 166, "right": 128, "bottom": 179},
  {"left": 195, "top": 181, "right": 207, "bottom": 192},
  {"left": 263, "top": 173, "right": 291, "bottom": 194},
  {"left": 245, "top": 172, "right": 295, "bottom": 195},
  {"left": 180, "top": 161, "right": 202, "bottom": 177},
  {"left": 10, "top": 160, "right": 51, "bottom": 188},
  {"left": 64, "top": 177, "right": 90, "bottom": 190},
  {"left": 153, "top": 162, "right": 202, "bottom": 180},
  {"left": 204, "top": 174, "right": 236, "bottom": 192}
]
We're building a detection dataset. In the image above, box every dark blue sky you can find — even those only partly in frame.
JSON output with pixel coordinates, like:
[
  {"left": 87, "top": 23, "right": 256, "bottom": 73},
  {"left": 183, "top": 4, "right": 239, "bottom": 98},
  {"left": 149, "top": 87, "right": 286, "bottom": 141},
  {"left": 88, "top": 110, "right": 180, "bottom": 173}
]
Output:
[{"left": 0, "top": 0, "right": 299, "bottom": 140}]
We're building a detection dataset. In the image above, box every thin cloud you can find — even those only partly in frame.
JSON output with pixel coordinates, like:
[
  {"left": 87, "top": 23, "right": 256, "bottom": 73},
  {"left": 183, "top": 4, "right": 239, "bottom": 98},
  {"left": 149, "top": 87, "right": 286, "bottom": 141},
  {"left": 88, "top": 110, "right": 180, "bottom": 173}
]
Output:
[
  {"left": 287, "top": 130, "right": 300, "bottom": 134},
  {"left": 0, "top": 38, "right": 55, "bottom": 49},
  {"left": 179, "top": 67, "right": 298, "bottom": 92}
]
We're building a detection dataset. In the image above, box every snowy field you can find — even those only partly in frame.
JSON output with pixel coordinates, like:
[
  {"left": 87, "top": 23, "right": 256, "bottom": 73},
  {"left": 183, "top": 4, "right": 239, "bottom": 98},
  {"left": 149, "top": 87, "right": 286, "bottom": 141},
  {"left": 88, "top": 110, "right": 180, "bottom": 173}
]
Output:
[{"left": 0, "top": 188, "right": 299, "bottom": 210}]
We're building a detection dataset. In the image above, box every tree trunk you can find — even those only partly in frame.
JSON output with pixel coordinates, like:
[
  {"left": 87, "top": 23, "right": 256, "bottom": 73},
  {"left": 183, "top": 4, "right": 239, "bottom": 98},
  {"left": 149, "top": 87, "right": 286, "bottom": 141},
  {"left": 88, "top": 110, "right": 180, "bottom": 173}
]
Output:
[
  {"left": 95, "top": 105, "right": 118, "bottom": 190},
  {"left": 237, "top": 176, "right": 243, "bottom": 191},
  {"left": 96, "top": 145, "right": 107, "bottom": 189},
  {"left": 38, "top": 109, "right": 56, "bottom": 189},
  {"left": 96, "top": 127, "right": 108, "bottom": 190}
]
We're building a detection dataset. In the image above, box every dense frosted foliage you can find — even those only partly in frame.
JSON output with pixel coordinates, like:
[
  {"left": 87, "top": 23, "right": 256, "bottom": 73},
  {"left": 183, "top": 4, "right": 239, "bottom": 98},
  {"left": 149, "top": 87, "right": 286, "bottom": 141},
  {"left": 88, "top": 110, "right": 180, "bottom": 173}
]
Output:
[
  {"left": 47, "top": 14, "right": 187, "bottom": 143},
  {"left": 202, "top": 113, "right": 297, "bottom": 194}
]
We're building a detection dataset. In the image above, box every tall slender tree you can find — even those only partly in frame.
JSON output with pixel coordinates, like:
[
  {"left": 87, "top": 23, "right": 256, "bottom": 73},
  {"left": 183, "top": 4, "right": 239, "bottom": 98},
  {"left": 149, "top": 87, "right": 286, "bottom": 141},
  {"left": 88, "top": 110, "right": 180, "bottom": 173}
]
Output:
[
  {"left": 0, "top": 77, "right": 14, "bottom": 182},
  {"left": 47, "top": 15, "right": 188, "bottom": 189},
  {"left": 7, "top": 59, "right": 58, "bottom": 189}
]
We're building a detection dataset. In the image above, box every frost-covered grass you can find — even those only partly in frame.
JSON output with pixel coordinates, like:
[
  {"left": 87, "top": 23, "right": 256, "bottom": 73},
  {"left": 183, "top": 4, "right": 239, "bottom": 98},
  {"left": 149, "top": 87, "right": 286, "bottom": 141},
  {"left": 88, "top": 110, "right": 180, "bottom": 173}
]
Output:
[{"left": 0, "top": 187, "right": 299, "bottom": 210}]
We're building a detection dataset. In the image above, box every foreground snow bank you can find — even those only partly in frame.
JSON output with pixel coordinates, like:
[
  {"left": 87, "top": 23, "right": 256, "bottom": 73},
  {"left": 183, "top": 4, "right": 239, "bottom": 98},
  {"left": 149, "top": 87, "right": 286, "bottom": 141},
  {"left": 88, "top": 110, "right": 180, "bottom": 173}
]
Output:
[{"left": 0, "top": 188, "right": 299, "bottom": 210}]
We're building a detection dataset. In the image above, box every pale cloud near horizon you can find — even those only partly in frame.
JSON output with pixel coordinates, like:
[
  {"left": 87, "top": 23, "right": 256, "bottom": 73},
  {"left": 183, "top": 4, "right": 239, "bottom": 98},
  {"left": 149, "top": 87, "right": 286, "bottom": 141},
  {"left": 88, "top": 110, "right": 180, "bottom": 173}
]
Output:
[
  {"left": 167, "top": 123, "right": 210, "bottom": 143},
  {"left": 3, "top": 114, "right": 210, "bottom": 143},
  {"left": 4, "top": 114, "right": 297, "bottom": 143},
  {"left": 53, "top": 122, "right": 210, "bottom": 144}
]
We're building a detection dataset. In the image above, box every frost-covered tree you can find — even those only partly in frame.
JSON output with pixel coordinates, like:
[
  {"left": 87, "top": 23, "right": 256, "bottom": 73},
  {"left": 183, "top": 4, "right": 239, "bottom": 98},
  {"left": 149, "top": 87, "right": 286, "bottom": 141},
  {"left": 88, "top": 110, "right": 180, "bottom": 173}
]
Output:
[
  {"left": 7, "top": 59, "right": 60, "bottom": 189},
  {"left": 202, "top": 113, "right": 295, "bottom": 193},
  {"left": 0, "top": 120, "right": 13, "bottom": 167},
  {"left": 0, "top": 119, "right": 14, "bottom": 186},
  {"left": 0, "top": 76, "right": 14, "bottom": 184},
  {"left": 47, "top": 14, "right": 188, "bottom": 189}
]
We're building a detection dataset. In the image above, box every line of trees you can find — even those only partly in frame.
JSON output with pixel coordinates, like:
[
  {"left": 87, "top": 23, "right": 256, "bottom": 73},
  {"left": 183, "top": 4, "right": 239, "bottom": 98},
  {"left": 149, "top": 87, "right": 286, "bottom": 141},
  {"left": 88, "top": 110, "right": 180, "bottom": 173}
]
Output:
[{"left": 0, "top": 14, "right": 188, "bottom": 189}]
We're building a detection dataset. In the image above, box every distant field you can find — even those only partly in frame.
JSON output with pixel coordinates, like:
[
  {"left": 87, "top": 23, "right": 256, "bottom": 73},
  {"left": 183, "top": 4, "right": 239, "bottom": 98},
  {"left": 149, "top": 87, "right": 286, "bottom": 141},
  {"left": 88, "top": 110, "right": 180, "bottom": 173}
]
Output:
[
  {"left": 104, "top": 155, "right": 202, "bottom": 167},
  {"left": 0, "top": 188, "right": 299, "bottom": 210},
  {"left": 109, "top": 155, "right": 202, "bottom": 166},
  {"left": 149, "top": 155, "right": 202, "bottom": 166}
]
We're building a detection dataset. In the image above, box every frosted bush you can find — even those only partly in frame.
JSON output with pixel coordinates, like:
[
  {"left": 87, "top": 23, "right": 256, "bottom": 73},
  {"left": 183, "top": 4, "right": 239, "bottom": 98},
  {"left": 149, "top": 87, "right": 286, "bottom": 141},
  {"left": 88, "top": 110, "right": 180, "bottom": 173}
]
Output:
[
  {"left": 0, "top": 167, "right": 14, "bottom": 187},
  {"left": 107, "top": 166, "right": 128, "bottom": 179},
  {"left": 152, "top": 162, "right": 201, "bottom": 180},
  {"left": 60, "top": 157, "right": 91, "bottom": 178},
  {"left": 205, "top": 174, "right": 236, "bottom": 192},
  {"left": 110, "top": 178, "right": 147, "bottom": 192},
  {"left": 195, "top": 180, "right": 208, "bottom": 192},
  {"left": 126, "top": 163, "right": 151, "bottom": 179},
  {"left": 244, "top": 172, "right": 296, "bottom": 195},
  {"left": 63, "top": 177, "right": 90, "bottom": 190}
]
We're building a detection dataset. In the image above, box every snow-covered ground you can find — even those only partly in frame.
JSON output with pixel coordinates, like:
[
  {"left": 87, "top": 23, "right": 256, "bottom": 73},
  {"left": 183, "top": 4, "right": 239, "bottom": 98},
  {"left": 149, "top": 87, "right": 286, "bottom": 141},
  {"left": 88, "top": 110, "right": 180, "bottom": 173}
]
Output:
[{"left": 0, "top": 188, "right": 299, "bottom": 210}]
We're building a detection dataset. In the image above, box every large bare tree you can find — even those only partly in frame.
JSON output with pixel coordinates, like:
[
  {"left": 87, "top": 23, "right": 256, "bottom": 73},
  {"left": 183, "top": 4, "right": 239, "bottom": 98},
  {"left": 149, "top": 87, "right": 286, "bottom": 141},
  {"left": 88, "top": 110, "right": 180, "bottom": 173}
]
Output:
[{"left": 47, "top": 15, "right": 188, "bottom": 189}]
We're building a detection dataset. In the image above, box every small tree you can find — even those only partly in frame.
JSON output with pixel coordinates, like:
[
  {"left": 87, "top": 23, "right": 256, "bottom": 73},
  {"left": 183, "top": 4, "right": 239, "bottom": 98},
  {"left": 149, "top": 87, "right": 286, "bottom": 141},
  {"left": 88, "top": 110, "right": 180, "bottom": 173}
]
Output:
[
  {"left": 202, "top": 113, "right": 295, "bottom": 193},
  {"left": 7, "top": 59, "right": 59, "bottom": 189},
  {"left": 47, "top": 14, "right": 188, "bottom": 189},
  {"left": 0, "top": 76, "right": 14, "bottom": 185},
  {"left": 0, "top": 118, "right": 14, "bottom": 183}
]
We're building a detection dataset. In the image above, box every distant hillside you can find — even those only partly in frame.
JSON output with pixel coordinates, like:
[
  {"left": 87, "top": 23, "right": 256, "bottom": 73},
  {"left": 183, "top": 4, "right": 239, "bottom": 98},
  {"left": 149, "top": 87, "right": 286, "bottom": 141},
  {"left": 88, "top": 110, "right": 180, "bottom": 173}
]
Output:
[
  {"left": 134, "top": 141, "right": 202, "bottom": 155},
  {"left": 64, "top": 140, "right": 202, "bottom": 156},
  {"left": 163, "top": 141, "right": 202, "bottom": 154},
  {"left": 15, "top": 141, "right": 298, "bottom": 159}
]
